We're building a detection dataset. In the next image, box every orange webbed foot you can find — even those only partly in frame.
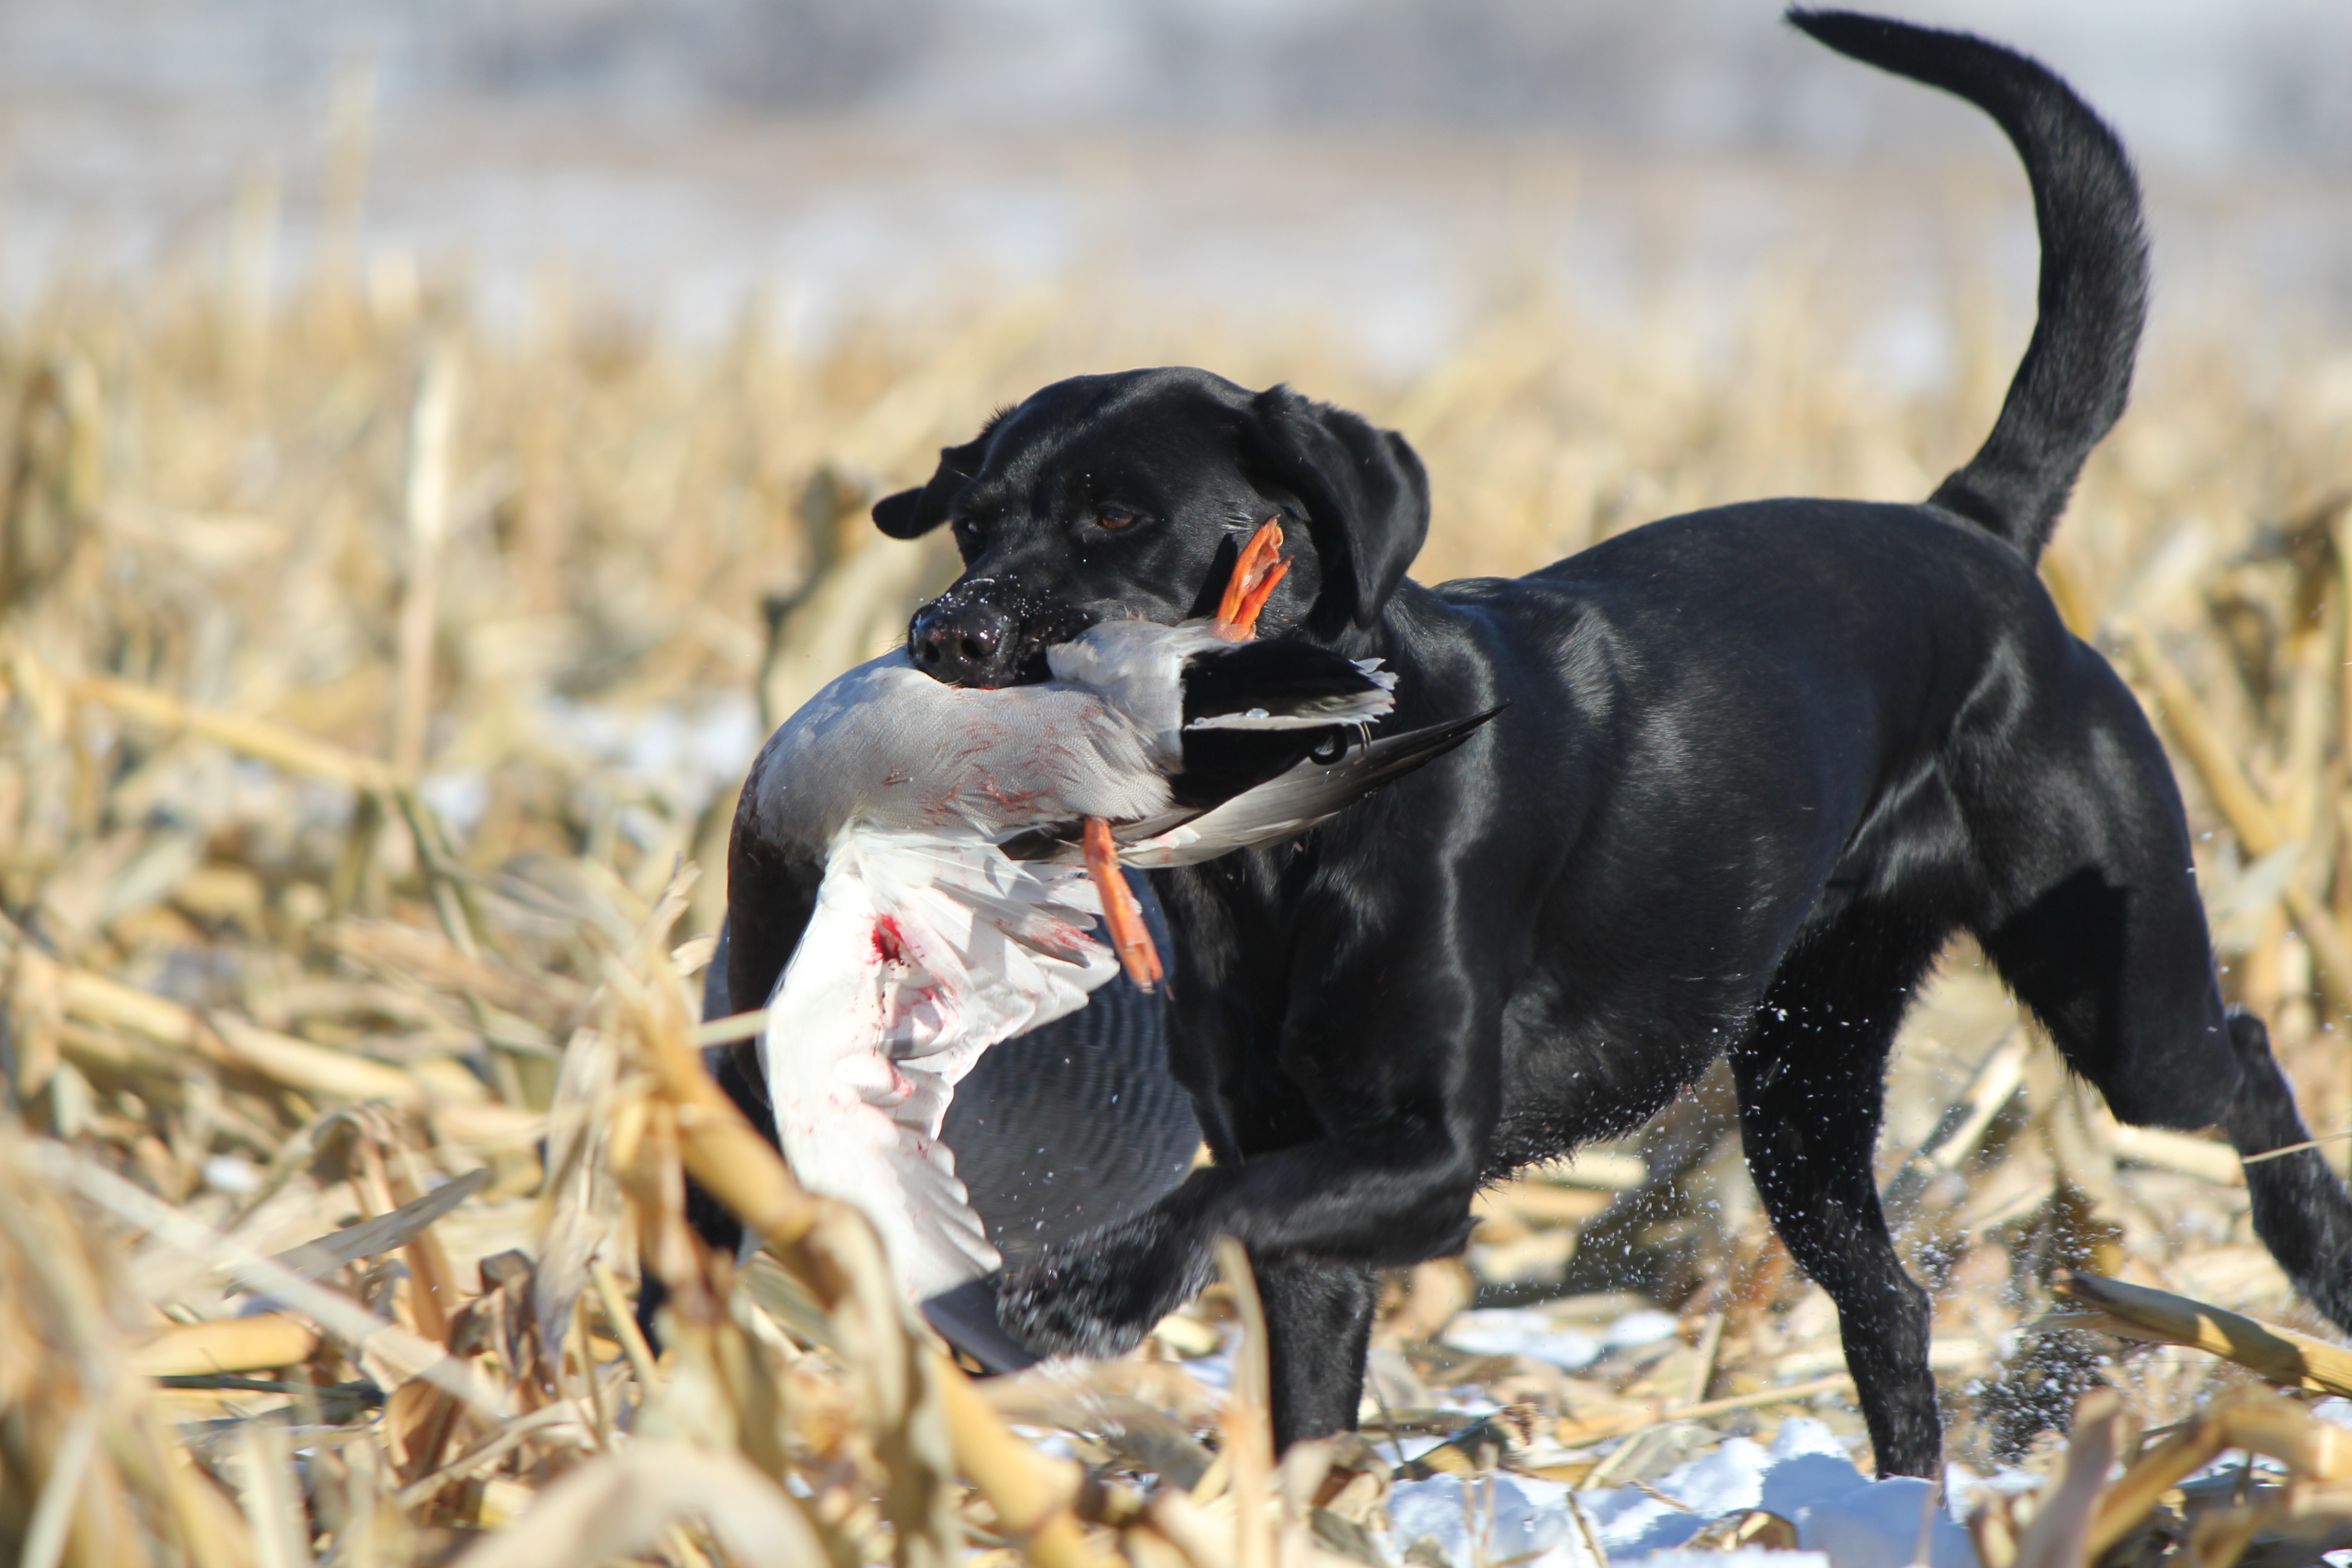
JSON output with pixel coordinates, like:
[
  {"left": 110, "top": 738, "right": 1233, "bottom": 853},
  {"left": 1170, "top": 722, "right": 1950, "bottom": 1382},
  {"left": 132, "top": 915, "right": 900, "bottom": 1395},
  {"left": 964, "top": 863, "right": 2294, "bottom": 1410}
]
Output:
[
  {"left": 1213, "top": 519, "right": 1289, "bottom": 641},
  {"left": 1083, "top": 816, "right": 1163, "bottom": 990}
]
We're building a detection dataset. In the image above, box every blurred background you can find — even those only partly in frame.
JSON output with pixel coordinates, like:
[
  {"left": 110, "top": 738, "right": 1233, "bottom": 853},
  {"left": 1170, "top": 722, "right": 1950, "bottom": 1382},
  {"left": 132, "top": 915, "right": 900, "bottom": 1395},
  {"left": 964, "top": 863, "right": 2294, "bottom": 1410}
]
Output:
[
  {"left": 6, "top": 0, "right": 2351, "bottom": 357},
  {"left": 5, "top": 4, "right": 2352, "bottom": 1559}
]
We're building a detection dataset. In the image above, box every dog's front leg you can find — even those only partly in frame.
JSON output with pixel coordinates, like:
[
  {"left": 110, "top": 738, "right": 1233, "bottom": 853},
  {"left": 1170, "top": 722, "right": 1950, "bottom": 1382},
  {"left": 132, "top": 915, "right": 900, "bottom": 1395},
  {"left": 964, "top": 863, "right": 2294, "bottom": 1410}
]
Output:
[
  {"left": 993, "top": 1206, "right": 1222, "bottom": 1361},
  {"left": 1000, "top": 915, "right": 1498, "bottom": 1444},
  {"left": 1250, "top": 1252, "right": 1382, "bottom": 1449},
  {"left": 1730, "top": 1022, "right": 1937, "bottom": 1476},
  {"left": 998, "top": 1229, "right": 1384, "bottom": 1446}
]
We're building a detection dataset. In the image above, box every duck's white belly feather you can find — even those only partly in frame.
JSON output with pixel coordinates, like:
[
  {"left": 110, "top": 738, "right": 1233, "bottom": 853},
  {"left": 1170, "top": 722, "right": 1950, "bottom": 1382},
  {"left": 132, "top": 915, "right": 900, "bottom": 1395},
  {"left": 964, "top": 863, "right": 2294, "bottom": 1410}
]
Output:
[{"left": 748, "top": 651, "right": 1143, "bottom": 1298}]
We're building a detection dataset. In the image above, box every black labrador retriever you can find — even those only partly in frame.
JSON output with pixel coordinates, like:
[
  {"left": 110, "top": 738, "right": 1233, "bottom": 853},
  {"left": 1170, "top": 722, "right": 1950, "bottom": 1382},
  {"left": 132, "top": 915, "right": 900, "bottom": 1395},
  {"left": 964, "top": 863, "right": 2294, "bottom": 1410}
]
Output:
[{"left": 719, "top": 10, "right": 2352, "bottom": 1476}]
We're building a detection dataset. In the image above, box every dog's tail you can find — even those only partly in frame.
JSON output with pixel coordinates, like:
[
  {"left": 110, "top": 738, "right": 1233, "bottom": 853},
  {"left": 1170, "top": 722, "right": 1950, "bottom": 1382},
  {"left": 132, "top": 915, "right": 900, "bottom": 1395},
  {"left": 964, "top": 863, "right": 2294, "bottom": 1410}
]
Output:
[{"left": 1789, "top": 9, "right": 2147, "bottom": 564}]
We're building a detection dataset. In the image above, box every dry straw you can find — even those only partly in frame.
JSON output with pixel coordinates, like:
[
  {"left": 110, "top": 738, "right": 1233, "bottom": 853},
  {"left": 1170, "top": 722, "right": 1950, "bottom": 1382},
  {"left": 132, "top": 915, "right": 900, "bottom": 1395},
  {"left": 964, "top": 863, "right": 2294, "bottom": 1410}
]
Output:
[{"left": 0, "top": 118, "right": 2350, "bottom": 1567}]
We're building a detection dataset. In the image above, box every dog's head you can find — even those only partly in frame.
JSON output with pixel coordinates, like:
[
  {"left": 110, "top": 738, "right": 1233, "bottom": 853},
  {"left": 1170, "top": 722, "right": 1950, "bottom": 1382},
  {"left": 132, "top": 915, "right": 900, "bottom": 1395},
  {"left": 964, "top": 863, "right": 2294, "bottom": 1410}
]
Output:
[{"left": 876, "top": 366, "right": 1429, "bottom": 687}]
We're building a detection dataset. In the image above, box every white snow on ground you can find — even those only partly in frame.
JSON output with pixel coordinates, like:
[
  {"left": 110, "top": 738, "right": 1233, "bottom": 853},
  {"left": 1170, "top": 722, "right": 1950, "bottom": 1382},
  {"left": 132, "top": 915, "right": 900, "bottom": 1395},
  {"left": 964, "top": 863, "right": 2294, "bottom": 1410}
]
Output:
[
  {"left": 1632, "top": 1553, "right": 1831, "bottom": 1568},
  {"left": 529, "top": 689, "right": 765, "bottom": 818},
  {"left": 1180, "top": 1337, "right": 1236, "bottom": 1393},
  {"left": 1441, "top": 1307, "right": 1681, "bottom": 1371},
  {"left": 1387, "top": 1473, "right": 1606, "bottom": 1568},
  {"left": 1387, "top": 1419, "right": 1979, "bottom": 1568},
  {"left": 1177, "top": 1308, "right": 1992, "bottom": 1568}
]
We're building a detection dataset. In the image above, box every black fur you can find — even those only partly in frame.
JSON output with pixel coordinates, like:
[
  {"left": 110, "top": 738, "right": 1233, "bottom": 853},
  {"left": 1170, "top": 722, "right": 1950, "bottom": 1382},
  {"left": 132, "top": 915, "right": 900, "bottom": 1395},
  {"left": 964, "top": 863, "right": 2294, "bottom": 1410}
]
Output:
[
  {"left": 708, "top": 10, "right": 2352, "bottom": 1477},
  {"left": 2225, "top": 1013, "right": 2352, "bottom": 1331}
]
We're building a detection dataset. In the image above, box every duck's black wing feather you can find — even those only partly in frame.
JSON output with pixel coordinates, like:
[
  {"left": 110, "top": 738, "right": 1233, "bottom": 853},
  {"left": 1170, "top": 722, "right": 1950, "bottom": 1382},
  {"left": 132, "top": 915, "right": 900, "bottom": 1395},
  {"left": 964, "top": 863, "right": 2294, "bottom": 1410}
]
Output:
[
  {"left": 941, "top": 903, "right": 1196, "bottom": 1261},
  {"left": 1164, "top": 639, "right": 1393, "bottom": 808},
  {"left": 1178, "top": 638, "right": 1387, "bottom": 727},
  {"left": 1002, "top": 705, "right": 1507, "bottom": 859},
  {"left": 697, "top": 881, "right": 1199, "bottom": 1376},
  {"left": 1163, "top": 727, "right": 1324, "bottom": 809},
  {"left": 1165, "top": 704, "right": 1505, "bottom": 851}
]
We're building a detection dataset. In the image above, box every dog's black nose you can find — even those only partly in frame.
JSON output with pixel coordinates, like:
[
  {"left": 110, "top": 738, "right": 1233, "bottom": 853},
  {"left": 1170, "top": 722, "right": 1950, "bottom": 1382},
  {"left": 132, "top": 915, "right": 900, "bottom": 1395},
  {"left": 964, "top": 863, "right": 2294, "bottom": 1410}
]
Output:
[{"left": 909, "top": 599, "right": 1019, "bottom": 686}]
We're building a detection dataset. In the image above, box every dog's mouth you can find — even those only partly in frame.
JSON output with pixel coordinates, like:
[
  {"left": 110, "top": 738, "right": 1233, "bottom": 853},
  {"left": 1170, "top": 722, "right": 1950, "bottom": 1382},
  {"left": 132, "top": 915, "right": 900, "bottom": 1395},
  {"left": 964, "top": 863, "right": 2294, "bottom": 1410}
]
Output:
[
  {"left": 1006, "top": 601, "right": 1102, "bottom": 683},
  {"left": 907, "top": 582, "right": 1102, "bottom": 688},
  {"left": 909, "top": 530, "right": 1292, "bottom": 687}
]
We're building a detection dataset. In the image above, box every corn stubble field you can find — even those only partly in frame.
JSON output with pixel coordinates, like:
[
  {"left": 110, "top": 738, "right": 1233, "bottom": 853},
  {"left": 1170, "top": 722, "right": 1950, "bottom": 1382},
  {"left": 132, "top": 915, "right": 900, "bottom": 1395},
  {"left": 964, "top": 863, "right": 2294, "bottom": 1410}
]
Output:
[{"left": 4, "top": 152, "right": 2352, "bottom": 1568}]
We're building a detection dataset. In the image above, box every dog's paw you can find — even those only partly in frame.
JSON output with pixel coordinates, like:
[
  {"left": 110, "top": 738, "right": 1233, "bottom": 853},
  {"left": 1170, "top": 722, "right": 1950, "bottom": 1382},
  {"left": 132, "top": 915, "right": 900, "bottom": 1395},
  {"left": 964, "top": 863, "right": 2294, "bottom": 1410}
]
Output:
[
  {"left": 2225, "top": 1007, "right": 2276, "bottom": 1064},
  {"left": 996, "top": 1214, "right": 1213, "bottom": 1359}
]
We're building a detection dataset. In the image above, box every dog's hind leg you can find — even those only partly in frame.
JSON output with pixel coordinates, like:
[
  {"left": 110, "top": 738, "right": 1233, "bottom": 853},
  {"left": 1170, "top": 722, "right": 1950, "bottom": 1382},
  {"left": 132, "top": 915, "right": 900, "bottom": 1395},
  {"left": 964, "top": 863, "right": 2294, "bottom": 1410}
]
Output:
[
  {"left": 1969, "top": 665, "right": 2352, "bottom": 1326},
  {"left": 1990, "top": 857, "right": 2352, "bottom": 1329},
  {"left": 2221, "top": 1011, "right": 2352, "bottom": 1331},
  {"left": 1731, "top": 910, "right": 1949, "bottom": 1478},
  {"left": 1966, "top": 662, "right": 2238, "bottom": 1128},
  {"left": 1252, "top": 1252, "right": 1380, "bottom": 1450}
]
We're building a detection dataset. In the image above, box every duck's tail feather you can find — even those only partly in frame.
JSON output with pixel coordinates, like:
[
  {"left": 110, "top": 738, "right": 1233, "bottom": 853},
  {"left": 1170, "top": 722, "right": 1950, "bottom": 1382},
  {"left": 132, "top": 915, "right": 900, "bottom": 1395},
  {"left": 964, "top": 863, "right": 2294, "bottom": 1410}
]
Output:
[{"left": 1125, "top": 704, "right": 1505, "bottom": 865}]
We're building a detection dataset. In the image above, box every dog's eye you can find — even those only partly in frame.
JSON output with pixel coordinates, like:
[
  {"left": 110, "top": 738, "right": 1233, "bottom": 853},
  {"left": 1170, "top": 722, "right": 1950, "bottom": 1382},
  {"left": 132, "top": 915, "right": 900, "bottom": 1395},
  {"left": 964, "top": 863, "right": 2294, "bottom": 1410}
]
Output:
[{"left": 1097, "top": 507, "right": 1136, "bottom": 531}]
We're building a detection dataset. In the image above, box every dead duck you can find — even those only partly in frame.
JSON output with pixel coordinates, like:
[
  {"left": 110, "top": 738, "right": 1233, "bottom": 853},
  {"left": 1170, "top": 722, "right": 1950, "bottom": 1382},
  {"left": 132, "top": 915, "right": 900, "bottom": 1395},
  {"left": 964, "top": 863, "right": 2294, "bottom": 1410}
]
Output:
[{"left": 721, "top": 523, "right": 1499, "bottom": 1307}]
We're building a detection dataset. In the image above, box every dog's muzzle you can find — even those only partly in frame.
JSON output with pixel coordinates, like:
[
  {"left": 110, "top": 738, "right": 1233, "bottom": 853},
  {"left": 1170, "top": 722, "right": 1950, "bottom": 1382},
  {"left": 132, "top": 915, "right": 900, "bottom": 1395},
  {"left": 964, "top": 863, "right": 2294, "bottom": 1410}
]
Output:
[
  {"left": 907, "top": 586, "right": 1031, "bottom": 687},
  {"left": 908, "top": 579, "right": 1101, "bottom": 688}
]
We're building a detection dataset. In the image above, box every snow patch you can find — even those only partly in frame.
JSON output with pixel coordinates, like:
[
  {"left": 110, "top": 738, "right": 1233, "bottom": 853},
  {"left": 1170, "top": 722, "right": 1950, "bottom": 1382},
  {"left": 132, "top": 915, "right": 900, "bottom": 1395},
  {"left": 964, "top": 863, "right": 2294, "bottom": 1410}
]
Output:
[
  {"left": 1388, "top": 1419, "right": 1978, "bottom": 1568},
  {"left": 1442, "top": 1306, "right": 1681, "bottom": 1370}
]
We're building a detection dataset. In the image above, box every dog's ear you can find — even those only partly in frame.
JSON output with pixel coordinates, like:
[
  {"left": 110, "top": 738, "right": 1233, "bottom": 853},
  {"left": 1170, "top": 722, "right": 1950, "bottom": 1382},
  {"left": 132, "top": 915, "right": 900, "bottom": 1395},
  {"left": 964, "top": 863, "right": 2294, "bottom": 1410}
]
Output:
[
  {"left": 1243, "top": 386, "right": 1429, "bottom": 630},
  {"left": 873, "top": 434, "right": 991, "bottom": 539},
  {"left": 871, "top": 486, "right": 935, "bottom": 539}
]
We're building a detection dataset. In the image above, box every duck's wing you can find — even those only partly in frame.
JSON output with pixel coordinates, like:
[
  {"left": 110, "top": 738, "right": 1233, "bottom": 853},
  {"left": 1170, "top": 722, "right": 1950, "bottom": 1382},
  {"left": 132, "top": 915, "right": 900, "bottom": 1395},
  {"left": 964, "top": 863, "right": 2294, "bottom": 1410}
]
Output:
[
  {"left": 1132, "top": 705, "right": 1504, "bottom": 863},
  {"left": 1178, "top": 637, "right": 1396, "bottom": 732},
  {"left": 942, "top": 874, "right": 1196, "bottom": 1258},
  {"left": 760, "top": 826, "right": 1120, "bottom": 1301},
  {"left": 924, "top": 874, "right": 1198, "bottom": 1373},
  {"left": 1155, "top": 638, "right": 1399, "bottom": 810},
  {"left": 998, "top": 706, "right": 1505, "bottom": 868},
  {"left": 717, "top": 880, "right": 1191, "bottom": 1374},
  {"left": 1044, "top": 621, "right": 1399, "bottom": 760}
]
